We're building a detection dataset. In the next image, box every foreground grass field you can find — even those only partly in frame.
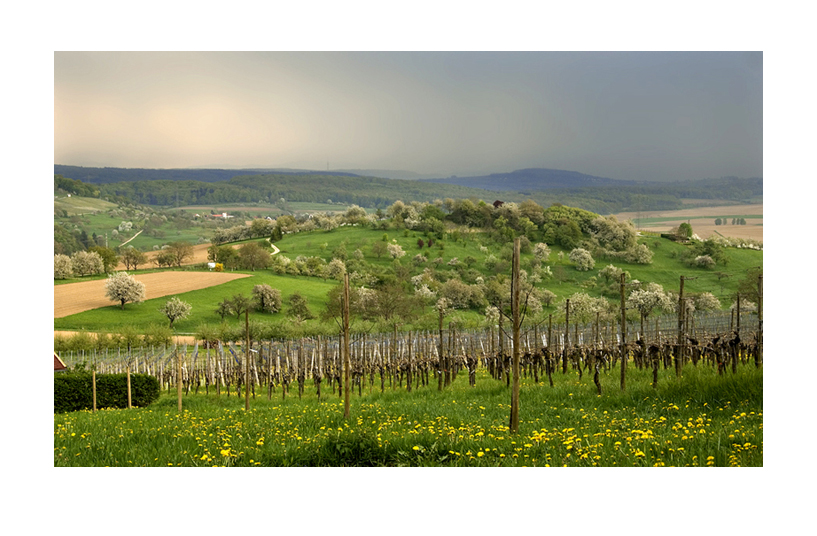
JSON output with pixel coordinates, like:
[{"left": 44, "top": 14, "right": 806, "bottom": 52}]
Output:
[{"left": 54, "top": 363, "right": 762, "bottom": 467}]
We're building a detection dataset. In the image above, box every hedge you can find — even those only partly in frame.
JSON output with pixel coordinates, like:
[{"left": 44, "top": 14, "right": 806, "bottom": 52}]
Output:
[{"left": 54, "top": 372, "right": 160, "bottom": 413}]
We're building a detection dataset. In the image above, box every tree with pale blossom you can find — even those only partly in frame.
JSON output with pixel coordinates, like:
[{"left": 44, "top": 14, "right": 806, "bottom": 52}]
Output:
[
  {"left": 387, "top": 242, "right": 406, "bottom": 259},
  {"left": 105, "top": 271, "right": 146, "bottom": 310},
  {"left": 54, "top": 254, "right": 73, "bottom": 279},
  {"left": 160, "top": 297, "right": 192, "bottom": 328},
  {"left": 568, "top": 248, "right": 595, "bottom": 271}
]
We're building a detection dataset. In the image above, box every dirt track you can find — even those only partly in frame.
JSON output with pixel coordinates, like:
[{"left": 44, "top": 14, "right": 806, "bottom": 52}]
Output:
[{"left": 54, "top": 271, "right": 251, "bottom": 318}]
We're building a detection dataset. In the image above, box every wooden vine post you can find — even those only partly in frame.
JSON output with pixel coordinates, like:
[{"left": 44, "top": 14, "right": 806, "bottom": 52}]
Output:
[
  {"left": 676, "top": 276, "right": 685, "bottom": 378},
  {"left": 343, "top": 273, "right": 351, "bottom": 419},
  {"left": 245, "top": 309, "right": 250, "bottom": 411},
  {"left": 127, "top": 342, "right": 132, "bottom": 409},
  {"left": 92, "top": 364, "right": 97, "bottom": 413},
  {"left": 510, "top": 237, "right": 521, "bottom": 434},
  {"left": 438, "top": 304, "right": 444, "bottom": 391},
  {"left": 563, "top": 298, "right": 570, "bottom": 374},
  {"left": 620, "top": 272, "right": 627, "bottom": 390},
  {"left": 757, "top": 274, "right": 763, "bottom": 367},
  {"left": 176, "top": 344, "right": 182, "bottom": 412}
]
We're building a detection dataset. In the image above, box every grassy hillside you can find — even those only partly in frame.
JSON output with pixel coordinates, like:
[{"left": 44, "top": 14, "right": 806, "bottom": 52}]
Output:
[
  {"left": 54, "top": 195, "right": 118, "bottom": 216},
  {"left": 55, "top": 224, "right": 762, "bottom": 337}
]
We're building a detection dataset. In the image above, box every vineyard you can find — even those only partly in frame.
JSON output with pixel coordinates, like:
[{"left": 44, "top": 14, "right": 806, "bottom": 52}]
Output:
[{"left": 59, "top": 308, "right": 761, "bottom": 400}]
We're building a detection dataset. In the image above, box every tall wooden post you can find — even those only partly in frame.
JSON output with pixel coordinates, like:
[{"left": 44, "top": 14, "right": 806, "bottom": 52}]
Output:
[
  {"left": 127, "top": 364, "right": 132, "bottom": 409},
  {"left": 127, "top": 343, "right": 132, "bottom": 409},
  {"left": 757, "top": 275, "right": 763, "bottom": 367},
  {"left": 510, "top": 238, "right": 521, "bottom": 434},
  {"left": 563, "top": 299, "right": 570, "bottom": 374},
  {"left": 620, "top": 272, "right": 627, "bottom": 390},
  {"left": 343, "top": 273, "right": 351, "bottom": 419},
  {"left": 177, "top": 345, "right": 182, "bottom": 412},
  {"left": 92, "top": 368, "right": 97, "bottom": 413},
  {"left": 676, "top": 276, "right": 685, "bottom": 378},
  {"left": 734, "top": 293, "right": 741, "bottom": 373},
  {"left": 245, "top": 309, "right": 250, "bottom": 411},
  {"left": 438, "top": 305, "right": 444, "bottom": 391}
]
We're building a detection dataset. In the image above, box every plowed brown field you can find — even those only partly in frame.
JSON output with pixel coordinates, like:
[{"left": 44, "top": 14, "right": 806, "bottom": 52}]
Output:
[
  {"left": 613, "top": 204, "right": 762, "bottom": 241},
  {"left": 54, "top": 271, "right": 251, "bottom": 318}
]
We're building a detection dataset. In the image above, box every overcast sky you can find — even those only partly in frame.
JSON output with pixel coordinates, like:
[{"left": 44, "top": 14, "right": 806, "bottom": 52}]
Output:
[{"left": 54, "top": 51, "right": 762, "bottom": 182}]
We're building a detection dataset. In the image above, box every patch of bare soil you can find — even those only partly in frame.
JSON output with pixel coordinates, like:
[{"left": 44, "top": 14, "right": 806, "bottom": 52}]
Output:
[
  {"left": 613, "top": 204, "right": 762, "bottom": 241},
  {"left": 54, "top": 271, "right": 251, "bottom": 318}
]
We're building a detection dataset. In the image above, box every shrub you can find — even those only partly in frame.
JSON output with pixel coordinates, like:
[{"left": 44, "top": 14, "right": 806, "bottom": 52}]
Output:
[
  {"left": 695, "top": 255, "right": 716, "bottom": 269},
  {"left": 54, "top": 372, "right": 160, "bottom": 413}
]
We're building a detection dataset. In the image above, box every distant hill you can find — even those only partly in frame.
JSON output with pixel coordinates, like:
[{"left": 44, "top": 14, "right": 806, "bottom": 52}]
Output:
[
  {"left": 335, "top": 169, "right": 443, "bottom": 180},
  {"left": 55, "top": 165, "right": 761, "bottom": 215},
  {"left": 421, "top": 168, "right": 637, "bottom": 192},
  {"left": 54, "top": 165, "right": 362, "bottom": 184}
]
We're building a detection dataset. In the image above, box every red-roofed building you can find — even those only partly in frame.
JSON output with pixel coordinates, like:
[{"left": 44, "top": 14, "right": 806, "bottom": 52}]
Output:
[{"left": 54, "top": 352, "right": 67, "bottom": 371}]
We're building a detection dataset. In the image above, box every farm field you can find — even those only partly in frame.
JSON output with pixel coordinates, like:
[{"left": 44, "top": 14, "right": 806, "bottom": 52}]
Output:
[
  {"left": 53, "top": 364, "right": 763, "bottom": 467},
  {"left": 54, "top": 271, "right": 251, "bottom": 318},
  {"left": 54, "top": 195, "right": 119, "bottom": 215},
  {"left": 175, "top": 201, "right": 348, "bottom": 217},
  {"left": 613, "top": 204, "right": 762, "bottom": 241}
]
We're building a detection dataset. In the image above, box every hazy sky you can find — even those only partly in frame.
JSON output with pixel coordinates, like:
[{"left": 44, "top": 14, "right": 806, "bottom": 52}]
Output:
[{"left": 54, "top": 51, "right": 762, "bottom": 181}]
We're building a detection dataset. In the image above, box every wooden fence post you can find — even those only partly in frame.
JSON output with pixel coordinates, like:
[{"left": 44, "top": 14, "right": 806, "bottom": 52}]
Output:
[
  {"left": 620, "top": 272, "right": 627, "bottom": 390},
  {"left": 510, "top": 237, "right": 521, "bottom": 434},
  {"left": 343, "top": 273, "right": 351, "bottom": 419}
]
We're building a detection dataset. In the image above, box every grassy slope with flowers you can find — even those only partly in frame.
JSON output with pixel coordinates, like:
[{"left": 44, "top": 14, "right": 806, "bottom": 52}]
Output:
[{"left": 54, "top": 361, "right": 762, "bottom": 467}]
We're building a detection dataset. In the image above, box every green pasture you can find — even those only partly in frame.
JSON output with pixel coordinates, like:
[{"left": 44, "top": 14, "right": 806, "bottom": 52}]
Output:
[
  {"left": 274, "top": 225, "right": 760, "bottom": 304},
  {"left": 54, "top": 271, "right": 339, "bottom": 335},
  {"left": 55, "top": 210, "right": 208, "bottom": 250},
  {"left": 54, "top": 363, "right": 762, "bottom": 467},
  {"left": 173, "top": 201, "right": 348, "bottom": 217},
  {"left": 54, "top": 195, "right": 118, "bottom": 215}
]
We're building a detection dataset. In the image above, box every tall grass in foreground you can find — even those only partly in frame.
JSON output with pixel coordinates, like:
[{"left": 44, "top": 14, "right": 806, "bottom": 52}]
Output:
[{"left": 54, "top": 364, "right": 762, "bottom": 467}]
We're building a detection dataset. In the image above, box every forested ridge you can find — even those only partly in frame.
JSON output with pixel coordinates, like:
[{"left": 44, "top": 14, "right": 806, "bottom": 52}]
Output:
[
  {"left": 92, "top": 173, "right": 508, "bottom": 209},
  {"left": 55, "top": 165, "right": 762, "bottom": 214}
]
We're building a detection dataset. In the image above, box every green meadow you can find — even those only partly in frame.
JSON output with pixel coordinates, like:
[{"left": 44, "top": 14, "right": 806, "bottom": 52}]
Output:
[{"left": 53, "top": 363, "right": 762, "bottom": 467}]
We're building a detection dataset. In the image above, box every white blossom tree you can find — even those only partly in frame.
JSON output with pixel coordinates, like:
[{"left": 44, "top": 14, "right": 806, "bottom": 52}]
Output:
[
  {"left": 560, "top": 292, "right": 610, "bottom": 323},
  {"left": 71, "top": 251, "right": 104, "bottom": 276},
  {"left": 598, "top": 264, "right": 625, "bottom": 284},
  {"left": 695, "top": 292, "right": 721, "bottom": 311},
  {"left": 387, "top": 242, "right": 406, "bottom": 259},
  {"left": 105, "top": 272, "right": 146, "bottom": 310},
  {"left": 533, "top": 242, "right": 551, "bottom": 263},
  {"left": 325, "top": 258, "right": 347, "bottom": 281},
  {"left": 627, "top": 283, "right": 674, "bottom": 324},
  {"left": 54, "top": 254, "right": 73, "bottom": 279},
  {"left": 624, "top": 243, "right": 654, "bottom": 264},
  {"left": 252, "top": 284, "right": 282, "bottom": 313},
  {"left": 568, "top": 248, "right": 595, "bottom": 271},
  {"left": 695, "top": 255, "right": 716, "bottom": 269},
  {"left": 160, "top": 297, "right": 192, "bottom": 328}
]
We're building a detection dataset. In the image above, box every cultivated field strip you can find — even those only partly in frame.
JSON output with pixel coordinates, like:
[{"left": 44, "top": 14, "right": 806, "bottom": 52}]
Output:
[{"left": 54, "top": 271, "right": 251, "bottom": 318}]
